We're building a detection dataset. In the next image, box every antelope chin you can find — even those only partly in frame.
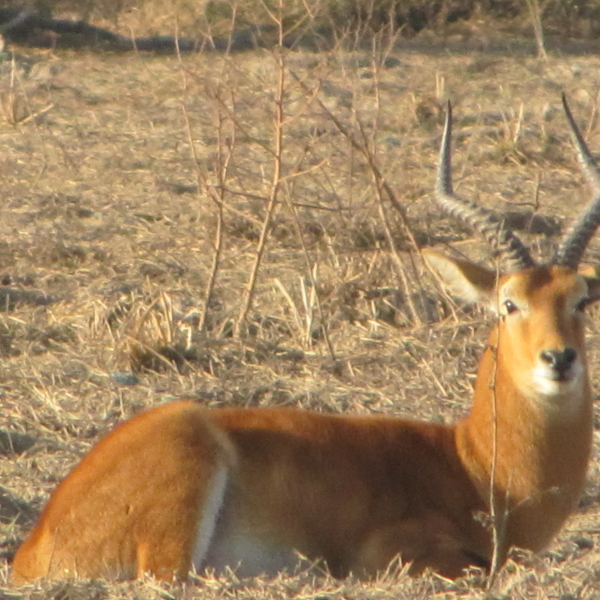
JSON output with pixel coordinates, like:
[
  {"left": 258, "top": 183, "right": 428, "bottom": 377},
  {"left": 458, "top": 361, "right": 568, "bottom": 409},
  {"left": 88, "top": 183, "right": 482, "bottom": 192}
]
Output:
[{"left": 531, "top": 362, "right": 585, "bottom": 398}]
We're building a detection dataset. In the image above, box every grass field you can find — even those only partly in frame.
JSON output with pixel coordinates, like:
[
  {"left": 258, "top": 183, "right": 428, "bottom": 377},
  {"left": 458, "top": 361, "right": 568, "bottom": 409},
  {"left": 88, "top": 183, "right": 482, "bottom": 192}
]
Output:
[{"left": 0, "top": 12, "right": 600, "bottom": 598}]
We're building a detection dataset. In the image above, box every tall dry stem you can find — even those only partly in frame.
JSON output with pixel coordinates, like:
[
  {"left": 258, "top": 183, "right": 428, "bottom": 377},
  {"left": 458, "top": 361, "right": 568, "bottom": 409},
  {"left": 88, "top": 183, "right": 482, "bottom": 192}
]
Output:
[
  {"left": 291, "top": 66, "right": 424, "bottom": 325},
  {"left": 176, "top": 35, "right": 236, "bottom": 338},
  {"left": 291, "top": 70, "right": 421, "bottom": 257},
  {"left": 487, "top": 265, "right": 509, "bottom": 588},
  {"left": 524, "top": 0, "right": 548, "bottom": 61},
  {"left": 180, "top": 101, "right": 231, "bottom": 336},
  {"left": 234, "top": 1, "right": 286, "bottom": 339},
  {"left": 360, "top": 56, "right": 423, "bottom": 326},
  {"left": 283, "top": 185, "right": 337, "bottom": 361}
]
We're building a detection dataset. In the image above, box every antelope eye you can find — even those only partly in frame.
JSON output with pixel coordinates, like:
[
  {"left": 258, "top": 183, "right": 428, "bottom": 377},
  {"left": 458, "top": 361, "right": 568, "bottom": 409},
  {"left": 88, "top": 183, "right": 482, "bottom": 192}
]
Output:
[
  {"left": 503, "top": 299, "right": 518, "bottom": 315},
  {"left": 576, "top": 297, "right": 590, "bottom": 312}
]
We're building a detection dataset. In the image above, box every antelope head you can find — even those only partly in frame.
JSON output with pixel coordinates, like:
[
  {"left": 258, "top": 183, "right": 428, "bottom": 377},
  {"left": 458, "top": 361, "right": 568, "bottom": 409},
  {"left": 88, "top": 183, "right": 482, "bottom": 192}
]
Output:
[{"left": 424, "top": 96, "right": 600, "bottom": 406}]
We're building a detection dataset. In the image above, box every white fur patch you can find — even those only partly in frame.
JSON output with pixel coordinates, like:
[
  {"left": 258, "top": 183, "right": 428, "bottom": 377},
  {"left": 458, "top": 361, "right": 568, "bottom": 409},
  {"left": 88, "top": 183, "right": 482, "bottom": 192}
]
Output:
[
  {"left": 530, "top": 361, "right": 586, "bottom": 416},
  {"left": 204, "top": 530, "right": 299, "bottom": 578},
  {"left": 191, "top": 465, "right": 229, "bottom": 570}
]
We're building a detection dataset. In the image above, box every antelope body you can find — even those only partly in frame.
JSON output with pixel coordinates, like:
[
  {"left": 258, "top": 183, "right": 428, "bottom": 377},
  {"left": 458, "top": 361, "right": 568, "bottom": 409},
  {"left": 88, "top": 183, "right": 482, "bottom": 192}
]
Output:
[{"left": 12, "top": 97, "right": 600, "bottom": 583}]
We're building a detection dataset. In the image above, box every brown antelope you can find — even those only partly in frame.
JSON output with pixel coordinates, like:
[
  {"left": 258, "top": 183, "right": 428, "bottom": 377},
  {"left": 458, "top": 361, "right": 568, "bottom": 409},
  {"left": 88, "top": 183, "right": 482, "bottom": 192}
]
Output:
[{"left": 11, "top": 96, "right": 600, "bottom": 583}]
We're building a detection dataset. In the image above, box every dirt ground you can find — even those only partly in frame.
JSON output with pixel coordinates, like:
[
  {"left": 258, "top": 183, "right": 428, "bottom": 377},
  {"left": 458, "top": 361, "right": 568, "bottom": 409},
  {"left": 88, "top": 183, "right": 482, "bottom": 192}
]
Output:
[{"left": 0, "top": 29, "right": 599, "bottom": 599}]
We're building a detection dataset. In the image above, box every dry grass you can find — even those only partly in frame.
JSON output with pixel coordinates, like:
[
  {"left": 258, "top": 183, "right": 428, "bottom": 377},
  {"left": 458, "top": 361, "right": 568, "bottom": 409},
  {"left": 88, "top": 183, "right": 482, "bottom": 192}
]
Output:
[
  {"left": 33, "top": 0, "right": 600, "bottom": 44},
  {"left": 0, "top": 16, "right": 600, "bottom": 599}
]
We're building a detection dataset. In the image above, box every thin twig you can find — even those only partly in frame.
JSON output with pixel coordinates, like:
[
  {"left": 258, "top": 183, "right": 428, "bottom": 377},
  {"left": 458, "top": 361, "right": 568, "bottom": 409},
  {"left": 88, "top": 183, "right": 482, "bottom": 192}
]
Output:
[
  {"left": 487, "top": 263, "right": 508, "bottom": 587},
  {"left": 283, "top": 183, "right": 337, "bottom": 361},
  {"left": 177, "top": 32, "right": 235, "bottom": 337},
  {"left": 290, "top": 69, "right": 421, "bottom": 257},
  {"left": 290, "top": 69, "right": 427, "bottom": 326},
  {"left": 235, "top": 3, "right": 286, "bottom": 338},
  {"left": 357, "top": 59, "right": 423, "bottom": 326},
  {"left": 524, "top": 0, "right": 548, "bottom": 61},
  {"left": 180, "top": 96, "right": 233, "bottom": 336}
]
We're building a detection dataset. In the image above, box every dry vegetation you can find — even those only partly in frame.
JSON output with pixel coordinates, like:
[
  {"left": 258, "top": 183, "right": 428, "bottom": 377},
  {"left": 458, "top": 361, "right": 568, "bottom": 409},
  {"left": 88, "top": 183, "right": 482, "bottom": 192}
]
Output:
[
  {"left": 1, "top": 2, "right": 600, "bottom": 598},
  {"left": 22, "top": 0, "right": 600, "bottom": 42}
]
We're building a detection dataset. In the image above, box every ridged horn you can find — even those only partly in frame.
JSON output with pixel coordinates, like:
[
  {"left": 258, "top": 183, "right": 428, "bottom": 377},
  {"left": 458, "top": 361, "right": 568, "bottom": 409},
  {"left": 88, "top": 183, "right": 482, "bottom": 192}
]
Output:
[
  {"left": 435, "top": 102, "right": 535, "bottom": 273},
  {"left": 553, "top": 93, "right": 600, "bottom": 269}
]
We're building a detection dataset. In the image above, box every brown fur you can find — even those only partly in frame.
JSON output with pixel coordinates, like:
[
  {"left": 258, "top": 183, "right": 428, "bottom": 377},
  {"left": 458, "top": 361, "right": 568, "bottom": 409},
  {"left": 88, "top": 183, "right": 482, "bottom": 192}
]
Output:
[{"left": 12, "top": 260, "right": 600, "bottom": 583}]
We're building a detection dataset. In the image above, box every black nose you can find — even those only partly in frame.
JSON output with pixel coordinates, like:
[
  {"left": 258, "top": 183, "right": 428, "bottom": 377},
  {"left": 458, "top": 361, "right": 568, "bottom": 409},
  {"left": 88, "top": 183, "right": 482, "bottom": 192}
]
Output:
[{"left": 540, "top": 348, "right": 577, "bottom": 374}]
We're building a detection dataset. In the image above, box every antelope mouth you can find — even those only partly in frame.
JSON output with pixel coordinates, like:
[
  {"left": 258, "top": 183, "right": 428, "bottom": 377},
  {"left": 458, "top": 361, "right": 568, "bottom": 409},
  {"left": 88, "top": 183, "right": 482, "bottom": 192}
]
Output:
[
  {"left": 533, "top": 362, "right": 584, "bottom": 396},
  {"left": 548, "top": 369, "right": 574, "bottom": 383}
]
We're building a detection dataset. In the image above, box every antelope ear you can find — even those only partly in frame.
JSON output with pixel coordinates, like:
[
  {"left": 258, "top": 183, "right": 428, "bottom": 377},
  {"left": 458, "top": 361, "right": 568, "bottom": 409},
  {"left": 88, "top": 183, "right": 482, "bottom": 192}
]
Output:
[
  {"left": 423, "top": 249, "right": 498, "bottom": 312},
  {"left": 578, "top": 264, "right": 600, "bottom": 303},
  {"left": 586, "top": 278, "right": 600, "bottom": 303}
]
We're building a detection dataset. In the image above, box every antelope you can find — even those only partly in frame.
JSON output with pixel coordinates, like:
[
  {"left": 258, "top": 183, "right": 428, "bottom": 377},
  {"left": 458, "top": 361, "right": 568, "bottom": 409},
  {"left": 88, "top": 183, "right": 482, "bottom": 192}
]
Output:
[{"left": 12, "top": 96, "right": 600, "bottom": 584}]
